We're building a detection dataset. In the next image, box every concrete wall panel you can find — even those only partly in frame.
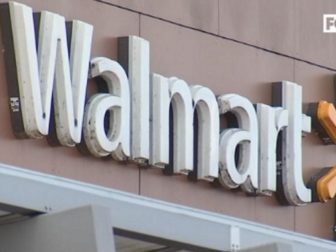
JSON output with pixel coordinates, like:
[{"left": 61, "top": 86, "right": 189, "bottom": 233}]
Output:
[
  {"left": 219, "top": 0, "right": 295, "bottom": 55},
  {"left": 99, "top": 0, "right": 219, "bottom": 34},
  {"left": 219, "top": 0, "right": 259, "bottom": 45}
]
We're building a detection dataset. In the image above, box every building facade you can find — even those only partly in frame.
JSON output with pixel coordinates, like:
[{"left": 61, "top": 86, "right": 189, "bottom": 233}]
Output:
[{"left": 0, "top": 0, "right": 335, "bottom": 251}]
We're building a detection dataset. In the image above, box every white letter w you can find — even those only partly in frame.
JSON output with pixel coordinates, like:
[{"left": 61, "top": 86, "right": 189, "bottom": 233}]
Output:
[{"left": 9, "top": 2, "right": 93, "bottom": 146}]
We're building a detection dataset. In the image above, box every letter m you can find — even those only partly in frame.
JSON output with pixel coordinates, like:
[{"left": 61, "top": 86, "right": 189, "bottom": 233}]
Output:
[{"left": 0, "top": 2, "right": 93, "bottom": 146}]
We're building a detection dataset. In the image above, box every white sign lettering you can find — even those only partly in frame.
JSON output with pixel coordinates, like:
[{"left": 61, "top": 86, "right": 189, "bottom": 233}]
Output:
[
  {"left": 9, "top": 2, "right": 93, "bottom": 146},
  {"left": 1, "top": 1, "right": 315, "bottom": 206},
  {"left": 218, "top": 94, "right": 259, "bottom": 194}
]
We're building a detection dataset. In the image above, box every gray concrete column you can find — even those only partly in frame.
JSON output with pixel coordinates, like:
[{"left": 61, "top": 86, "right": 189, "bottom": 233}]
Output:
[{"left": 0, "top": 205, "right": 115, "bottom": 252}]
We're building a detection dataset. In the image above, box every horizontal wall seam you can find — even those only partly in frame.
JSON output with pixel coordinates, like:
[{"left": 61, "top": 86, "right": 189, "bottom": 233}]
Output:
[{"left": 95, "top": 0, "right": 336, "bottom": 73}]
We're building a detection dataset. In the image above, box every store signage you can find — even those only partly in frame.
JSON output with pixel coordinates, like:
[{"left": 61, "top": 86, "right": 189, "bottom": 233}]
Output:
[{"left": 1, "top": 2, "right": 335, "bottom": 206}]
